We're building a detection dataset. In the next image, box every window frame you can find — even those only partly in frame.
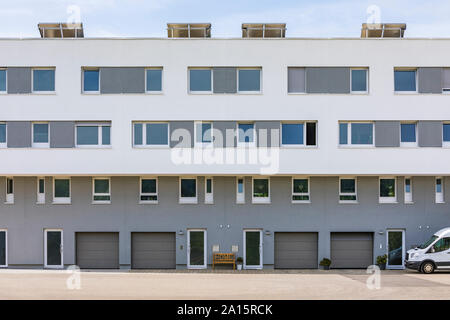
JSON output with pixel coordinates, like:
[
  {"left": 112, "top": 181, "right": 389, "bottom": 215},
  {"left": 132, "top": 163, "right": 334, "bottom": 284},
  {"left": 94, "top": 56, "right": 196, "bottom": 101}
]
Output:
[
  {"left": 133, "top": 122, "right": 170, "bottom": 148},
  {"left": 31, "top": 67, "right": 56, "bottom": 94},
  {"left": 92, "top": 177, "right": 111, "bottom": 204},
  {"left": 281, "top": 121, "right": 317, "bottom": 148},
  {"left": 32, "top": 122, "right": 50, "bottom": 148},
  {"left": 188, "top": 68, "right": 213, "bottom": 94},
  {"left": 435, "top": 176, "right": 444, "bottom": 204},
  {"left": 5, "top": 177, "right": 13, "bottom": 204},
  {"left": 350, "top": 68, "right": 368, "bottom": 94},
  {"left": 0, "top": 122, "right": 7, "bottom": 148},
  {"left": 252, "top": 177, "right": 270, "bottom": 204},
  {"left": 194, "top": 121, "right": 213, "bottom": 147},
  {"left": 379, "top": 177, "right": 397, "bottom": 204},
  {"left": 339, "top": 121, "right": 374, "bottom": 147},
  {"left": 52, "top": 177, "right": 71, "bottom": 204},
  {"left": 82, "top": 68, "right": 100, "bottom": 94},
  {"left": 400, "top": 122, "right": 418, "bottom": 147},
  {"left": 37, "top": 177, "right": 45, "bottom": 204},
  {"left": 394, "top": 68, "right": 418, "bottom": 94},
  {"left": 237, "top": 122, "right": 256, "bottom": 147},
  {"left": 339, "top": 177, "right": 358, "bottom": 203},
  {"left": 139, "top": 177, "right": 158, "bottom": 204},
  {"left": 443, "top": 123, "right": 450, "bottom": 147},
  {"left": 404, "top": 177, "right": 413, "bottom": 204},
  {"left": 75, "top": 123, "right": 111, "bottom": 148},
  {"left": 204, "top": 177, "right": 214, "bottom": 204},
  {"left": 236, "top": 176, "right": 245, "bottom": 204},
  {"left": 145, "top": 67, "right": 163, "bottom": 94},
  {"left": 237, "top": 68, "right": 262, "bottom": 94},
  {"left": 291, "top": 176, "right": 311, "bottom": 204},
  {"left": 0, "top": 68, "right": 7, "bottom": 94},
  {"left": 179, "top": 177, "right": 198, "bottom": 204}
]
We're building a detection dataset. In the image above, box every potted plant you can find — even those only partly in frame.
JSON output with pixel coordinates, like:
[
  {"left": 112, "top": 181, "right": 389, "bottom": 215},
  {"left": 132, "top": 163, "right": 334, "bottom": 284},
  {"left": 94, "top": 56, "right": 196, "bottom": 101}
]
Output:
[
  {"left": 319, "top": 258, "right": 331, "bottom": 270},
  {"left": 236, "top": 257, "right": 243, "bottom": 270},
  {"left": 376, "top": 254, "right": 387, "bottom": 270}
]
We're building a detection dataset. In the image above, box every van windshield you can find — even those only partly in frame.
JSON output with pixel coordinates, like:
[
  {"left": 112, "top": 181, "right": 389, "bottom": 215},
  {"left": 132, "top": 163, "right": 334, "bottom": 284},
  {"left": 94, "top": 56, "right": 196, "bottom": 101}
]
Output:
[{"left": 418, "top": 235, "right": 438, "bottom": 249}]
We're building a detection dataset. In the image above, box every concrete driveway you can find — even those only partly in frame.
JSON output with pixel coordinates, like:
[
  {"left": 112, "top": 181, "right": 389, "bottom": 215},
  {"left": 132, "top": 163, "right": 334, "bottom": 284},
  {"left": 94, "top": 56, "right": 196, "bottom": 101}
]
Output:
[{"left": 0, "top": 269, "right": 449, "bottom": 300}]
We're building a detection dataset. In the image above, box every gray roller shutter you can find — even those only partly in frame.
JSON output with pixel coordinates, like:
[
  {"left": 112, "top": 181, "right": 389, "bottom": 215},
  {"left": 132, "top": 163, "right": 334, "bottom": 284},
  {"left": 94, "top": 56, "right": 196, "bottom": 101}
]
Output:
[
  {"left": 375, "top": 121, "right": 400, "bottom": 147},
  {"left": 169, "top": 121, "right": 194, "bottom": 148},
  {"left": 131, "top": 232, "right": 176, "bottom": 269},
  {"left": 442, "top": 68, "right": 450, "bottom": 90},
  {"left": 76, "top": 232, "right": 119, "bottom": 269},
  {"left": 213, "top": 67, "right": 237, "bottom": 93},
  {"left": 7, "top": 67, "right": 31, "bottom": 94},
  {"left": 306, "top": 67, "right": 350, "bottom": 93},
  {"left": 418, "top": 121, "right": 442, "bottom": 147},
  {"left": 212, "top": 121, "right": 236, "bottom": 147},
  {"left": 49, "top": 121, "right": 75, "bottom": 148},
  {"left": 274, "top": 232, "right": 318, "bottom": 269},
  {"left": 331, "top": 232, "right": 373, "bottom": 268},
  {"left": 255, "top": 121, "right": 280, "bottom": 147},
  {"left": 100, "top": 67, "right": 145, "bottom": 93},
  {"left": 288, "top": 67, "right": 306, "bottom": 93},
  {"left": 418, "top": 68, "right": 442, "bottom": 94},
  {"left": 6, "top": 121, "right": 31, "bottom": 148}
]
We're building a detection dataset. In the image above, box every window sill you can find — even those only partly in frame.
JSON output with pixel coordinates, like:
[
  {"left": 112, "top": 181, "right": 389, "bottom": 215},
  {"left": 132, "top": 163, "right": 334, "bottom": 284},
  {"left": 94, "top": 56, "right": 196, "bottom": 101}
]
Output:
[
  {"left": 92, "top": 201, "right": 111, "bottom": 205},
  {"left": 145, "top": 91, "right": 164, "bottom": 95},
  {"left": 4, "top": 202, "right": 14, "bottom": 205},
  {"left": 339, "top": 201, "right": 359, "bottom": 204},
  {"left": 179, "top": 198, "right": 198, "bottom": 204},
  {"left": 339, "top": 145, "right": 375, "bottom": 149},
  {"left": 52, "top": 202, "right": 71, "bottom": 205},
  {"left": 31, "top": 91, "right": 57, "bottom": 95},
  {"left": 404, "top": 201, "right": 415, "bottom": 205},
  {"left": 139, "top": 201, "right": 158, "bottom": 205},
  {"left": 133, "top": 145, "right": 170, "bottom": 149},
  {"left": 378, "top": 201, "right": 398, "bottom": 204},
  {"left": 435, "top": 202, "right": 446, "bottom": 204},
  {"left": 292, "top": 200, "right": 311, "bottom": 204},
  {"left": 394, "top": 92, "right": 418, "bottom": 95}
]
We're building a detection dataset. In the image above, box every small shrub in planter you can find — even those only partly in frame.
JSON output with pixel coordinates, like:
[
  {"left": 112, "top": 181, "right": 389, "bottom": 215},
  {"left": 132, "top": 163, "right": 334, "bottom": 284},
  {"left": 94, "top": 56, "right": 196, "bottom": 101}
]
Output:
[
  {"left": 319, "top": 258, "right": 331, "bottom": 270},
  {"left": 236, "top": 257, "right": 243, "bottom": 270},
  {"left": 376, "top": 254, "right": 387, "bottom": 270}
]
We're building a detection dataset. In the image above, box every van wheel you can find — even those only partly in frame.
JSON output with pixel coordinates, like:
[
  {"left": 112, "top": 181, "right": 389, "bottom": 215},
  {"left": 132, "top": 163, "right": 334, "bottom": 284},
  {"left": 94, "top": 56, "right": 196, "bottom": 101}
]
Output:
[{"left": 421, "top": 262, "right": 435, "bottom": 274}]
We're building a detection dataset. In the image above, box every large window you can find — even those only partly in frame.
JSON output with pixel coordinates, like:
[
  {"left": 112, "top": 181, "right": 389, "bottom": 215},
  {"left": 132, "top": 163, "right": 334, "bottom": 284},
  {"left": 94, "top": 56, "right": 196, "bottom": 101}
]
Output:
[
  {"left": 133, "top": 122, "right": 169, "bottom": 147},
  {"left": 292, "top": 178, "right": 310, "bottom": 203},
  {"left": 76, "top": 123, "right": 111, "bottom": 147},
  {"left": 400, "top": 123, "right": 417, "bottom": 147},
  {"left": 394, "top": 69, "right": 417, "bottom": 92},
  {"left": 252, "top": 178, "right": 270, "bottom": 204},
  {"left": 189, "top": 69, "right": 212, "bottom": 92},
  {"left": 281, "top": 122, "right": 316, "bottom": 146},
  {"left": 238, "top": 69, "right": 261, "bottom": 92},
  {"left": 83, "top": 69, "right": 100, "bottom": 93},
  {"left": 92, "top": 178, "right": 111, "bottom": 204},
  {"left": 351, "top": 69, "right": 368, "bottom": 93},
  {"left": 146, "top": 68, "right": 163, "bottom": 92},
  {"left": 140, "top": 177, "right": 158, "bottom": 203},
  {"left": 32, "top": 122, "right": 49, "bottom": 148},
  {"left": 237, "top": 123, "right": 255, "bottom": 146},
  {"left": 379, "top": 177, "right": 396, "bottom": 203},
  {"left": 339, "top": 178, "right": 357, "bottom": 203},
  {"left": 179, "top": 177, "right": 197, "bottom": 204},
  {"left": 0, "top": 123, "right": 6, "bottom": 148},
  {"left": 195, "top": 121, "right": 213, "bottom": 146},
  {"left": 32, "top": 68, "right": 55, "bottom": 92},
  {"left": 443, "top": 123, "right": 450, "bottom": 147},
  {"left": 339, "top": 122, "right": 374, "bottom": 146},
  {"left": 53, "top": 178, "right": 70, "bottom": 204},
  {"left": 0, "top": 69, "right": 6, "bottom": 92}
]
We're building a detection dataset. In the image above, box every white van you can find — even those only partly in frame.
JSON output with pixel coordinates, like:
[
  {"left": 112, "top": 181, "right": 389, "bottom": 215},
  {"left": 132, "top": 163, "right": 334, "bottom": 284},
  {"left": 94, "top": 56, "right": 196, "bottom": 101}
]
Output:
[{"left": 405, "top": 227, "right": 450, "bottom": 274}]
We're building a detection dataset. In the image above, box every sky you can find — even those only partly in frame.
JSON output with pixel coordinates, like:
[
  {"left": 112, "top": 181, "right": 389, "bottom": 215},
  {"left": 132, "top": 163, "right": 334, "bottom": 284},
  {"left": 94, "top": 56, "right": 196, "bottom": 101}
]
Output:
[{"left": 0, "top": 0, "right": 450, "bottom": 38}]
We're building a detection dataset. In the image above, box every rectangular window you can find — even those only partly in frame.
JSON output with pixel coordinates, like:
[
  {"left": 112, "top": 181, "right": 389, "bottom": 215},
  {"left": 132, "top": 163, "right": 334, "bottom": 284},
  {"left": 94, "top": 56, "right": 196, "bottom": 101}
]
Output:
[
  {"left": 5, "top": 177, "right": 13, "bottom": 204},
  {"left": 189, "top": 69, "right": 212, "bottom": 92},
  {"left": 0, "top": 69, "right": 6, "bottom": 92},
  {"left": 404, "top": 177, "right": 413, "bottom": 203},
  {"left": 146, "top": 68, "right": 163, "bottom": 92},
  {"left": 339, "top": 178, "right": 357, "bottom": 203},
  {"left": 180, "top": 177, "right": 197, "bottom": 204},
  {"left": 238, "top": 69, "right": 261, "bottom": 92},
  {"left": 53, "top": 178, "right": 70, "bottom": 204},
  {"left": 339, "top": 122, "right": 373, "bottom": 146},
  {"left": 93, "top": 178, "right": 111, "bottom": 204},
  {"left": 37, "top": 177, "right": 45, "bottom": 204},
  {"left": 140, "top": 177, "right": 158, "bottom": 203},
  {"left": 32, "top": 122, "right": 49, "bottom": 148},
  {"left": 195, "top": 121, "right": 213, "bottom": 146},
  {"left": 32, "top": 68, "right": 55, "bottom": 92},
  {"left": 83, "top": 69, "right": 100, "bottom": 93},
  {"left": 252, "top": 178, "right": 270, "bottom": 204},
  {"left": 133, "top": 122, "right": 169, "bottom": 147},
  {"left": 400, "top": 123, "right": 417, "bottom": 147},
  {"left": 238, "top": 123, "right": 255, "bottom": 145},
  {"left": 292, "top": 178, "right": 310, "bottom": 203},
  {"left": 236, "top": 177, "right": 245, "bottom": 204},
  {"left": 0, "top": 229, "right": 7, "bottom": 267},
  {"left": 0, "top": 123, "right": 6, "bottom": 147},
  {"left": 394, "top": 69, "right": 417, "bottom": 92},
  {"left": 443, "top": 123, "right": 450, "bottom": 147},
  {"left": 351, "top": 69, "right": 368, "bottom": 93},
  {"left": 435, "top": 177, "right": 444, "bottom": 203},
  {"left": 281, "top": 122, "right": 317, "bottom": 146},
  {"left": 205, "top": 177, "right": 213, "bottom": 204},
  {"left": 76, "top": 123, "right": 111, "bottom": 147},
  {"left": 379, "top": 177, "right": 397, "bottom": 203}
]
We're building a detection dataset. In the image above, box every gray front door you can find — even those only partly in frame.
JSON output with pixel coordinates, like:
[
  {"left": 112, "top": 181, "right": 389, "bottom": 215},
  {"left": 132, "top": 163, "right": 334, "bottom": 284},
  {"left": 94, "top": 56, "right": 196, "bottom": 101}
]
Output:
[
  {"left": 274, "top": 232, "right": 318, "bottom": 269},
  {"left": 244, "top": 230, "right": 262, "bottom": 269},
  {"left": 331, "top": 232, "right": 373, "bottom": 268},
  {"left": 131, "top": 232, "right": 176, "bottom": 269},
  {"left": 387, "top": 230, "right": 405, "bottom": 269},
  {"left": 0, "top": 231, "right": 6, "bottom": 267},
  {"left": 188, "top": 230, "right": 206, "bottom": 269},
  {"left": 45, "top": 229, "right": 63, "bottom": 268},
  {"left": 76, "top": 232, "right": 119, "bottom": 269}
]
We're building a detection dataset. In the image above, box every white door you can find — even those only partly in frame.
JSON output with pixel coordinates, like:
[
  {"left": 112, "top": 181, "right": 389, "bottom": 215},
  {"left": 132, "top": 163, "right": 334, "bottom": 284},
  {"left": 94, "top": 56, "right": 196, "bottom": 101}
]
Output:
[
  {"left": 426, "top": 237, "right": 450, "bottom": 269},
  {"left": 244, "top": 230, "right": 262, "bottom": 269},
  {"left": 386, "top": 229, "right": 405, "bottom": 269},
  {"left": 44, "top": 229, "right": 63, "bottom": 269},
  {"left": 187, "top": 229, "right": 207, "bottom": 269}
]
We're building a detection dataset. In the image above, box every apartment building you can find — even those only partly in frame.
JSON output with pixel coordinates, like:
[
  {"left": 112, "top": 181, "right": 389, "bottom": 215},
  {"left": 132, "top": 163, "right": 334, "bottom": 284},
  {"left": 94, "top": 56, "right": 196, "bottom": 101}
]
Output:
[{"left": 0, "top": 22, "right": 449, "bottom": 270}]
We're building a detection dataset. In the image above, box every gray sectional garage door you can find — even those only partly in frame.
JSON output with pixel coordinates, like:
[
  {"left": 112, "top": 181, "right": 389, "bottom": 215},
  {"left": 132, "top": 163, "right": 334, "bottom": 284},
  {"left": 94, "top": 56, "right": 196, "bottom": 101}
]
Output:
[
  {"left": 331, "top": 232, "right": 373, "bottom": 269},
  {"left": 274, "top": 232, "right": 318, "bottom": 269},
  {"left": 131, "top": 232, "right": 176, "bottom": 269},
  {"left": 76, "top": 232, "right": 119, "bottom": 269}
]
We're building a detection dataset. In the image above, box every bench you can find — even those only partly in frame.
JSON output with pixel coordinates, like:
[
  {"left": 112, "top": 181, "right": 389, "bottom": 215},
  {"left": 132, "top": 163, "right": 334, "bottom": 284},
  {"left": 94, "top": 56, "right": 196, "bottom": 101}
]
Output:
[{"left": 212, "top": 253, "right": 236, "bottom": 270}]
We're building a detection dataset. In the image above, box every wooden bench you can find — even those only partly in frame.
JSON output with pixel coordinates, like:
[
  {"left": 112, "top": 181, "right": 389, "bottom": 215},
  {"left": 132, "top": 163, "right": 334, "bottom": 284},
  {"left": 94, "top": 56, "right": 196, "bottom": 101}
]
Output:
[{"left": 212, "top": 253, "right": 236, "bottom": 270}]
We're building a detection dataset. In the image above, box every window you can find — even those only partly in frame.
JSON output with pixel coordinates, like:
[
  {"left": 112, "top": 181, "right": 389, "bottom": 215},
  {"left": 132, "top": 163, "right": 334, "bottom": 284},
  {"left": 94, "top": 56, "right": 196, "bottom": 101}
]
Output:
[
  {"left": 339, "top": 178, "right": 357, "bottom": 203},
  {"left": 76, "top": 123, "right": 111, "bottom": 147},
  {"left": 404, "top": 177, "right": 413, "bottom": 203},
  {"left": 53, "top": 178, "right": 70, "bottom": 204},
  {"left": 443, "top": 123, "right": 450, "bottom": 147},
  {"left": 32, "top": 122, "right": 49, "bottom": 148},
  {"left": 400, "top": 123, "right": 417, "bottom": 147},
  {"left": 83, "top": 68, "right": 100, "bottom": 93},
  {"left": 379, "top": 177, "right": 397, "bottom": 203},
  {"left": 0, "top": 229, "right": 7, "bottom": 267},
  {"left": 205, "top": 177, "right": 213, "bottom": 204},
  {"left": 339, "top": 122, "right": 374, "bottom": 146},
  {"left": 179, "top": 177, "right": 197, "bottom": 204},
  {"left": 195, "top": 121, "right": 213, "bottom": 146},
  {"left": 236, "top": 177, "right": 245, "bottom": 204},
  {"left": 32, "top": 68, "right": 55, "bottom": 92},
  {"left": 133, "top": 122, "right": 169, "bottom": 147},
  {"left": 146, "top": 68, "right": 163, "bottom": 92},
  {"left": 37, "top": 177, "right": 45, "bottom": 204},
  {"left": 0, "top": 123, "right": 6, "bottom": 148},
  {"left": 189, "top": 69, "right": 212, "bottom": 92},
  {"left": 252, "top": 177, "right": 270, "bottom": 203},
  {"left": 238, "top": 69, "right": 261, "bottom": 92},
  {"left": 237, "top": 123, "right": 255, "bottom": 146},
  {"left": 93, "top": 178, "right": 111, "bottom": 204},
  {"left": 140, "top": 177, "right": 158, "bottom": 203},
  {"left": 0, "top": 69, "right": 6, "bottom": 92},
  {"left": 292, "top": 178, "right": 310, "bottom": 203},
  {"left": 431, "top": 237, "right": 450, "bottom": 253},
  {"left": 5, "top": 177, "right": 13, "bottom": 204},
  {"left": 394, "top": 69, "right": 417, "bottom": 92},
  {"left": 435, "top": 177, "right": 444, "bottom": 203},
  {"left": 351, "top": 69, "right": 368, "bottom": 93},
  {"left": 281, "top": 122, "right": 316, "bottom": 146}
]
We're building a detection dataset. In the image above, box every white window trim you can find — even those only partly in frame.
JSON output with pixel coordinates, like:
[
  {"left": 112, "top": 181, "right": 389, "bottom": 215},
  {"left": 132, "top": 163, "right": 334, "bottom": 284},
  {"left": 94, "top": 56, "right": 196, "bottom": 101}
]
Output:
[
  {"left": 0, "top": 68, "right": 7, "bottom": 94},
  {"left": 252, "top": 177, "right": 270, "bottom": 204},
  {"left": 237, "top": 68, "right": 262, "bottom": 94},
  {"left": 0, "top": 229, "right": 7, "bottom": 267},
  {"left": 75, "top": 123, "right": 111, "bottom": 148},
  {"left": 339, "top": 177, "right": 358, "bottom": 204},
  {"left": 204, "top": 177, "right": 214, "bottom": 204},
  {"left": 5, "top": 177, "right": 13, "bottom": 204},
  {"left": 394, "top": 68, "right": 418, "bottom": 94},
  {"left": 404, "top": 177, "right": 413, "bottom": 204},
  {"left": 37, "top": 177, "right": 45, "bottom": 204},
  {"left": 179, "top": 177, "right": 198, "bottom": 204},
  {"left": 435, "top": 176, "right": 445, "bottom": 204},
  {"left": 350, "top": 68, "right": 369, "bottom": 94},
  {"left": 236, "top": 176, "right": 245, "bottom": 204},
  {"left": 32, "top": 122, "right": 50, "bottom": 148},
  {"left": 443, "top": 123, "right": 450, "bottom": 147},
  {"left": 379, "top": 177, "right": 397, "bottom": 204},
  {"left": 92, "top": 177, "right": 111, "bottom": 204},
  {"left": 81, "top": 68, "right": 100, "bottom": 94},
  {"left": 188, "top": 68, "right": 213, "bottom": 94},
  {"left": 133, "top": 122, "right": 170, "bottom": 148},
  {"left": 31, "top": 67, "right": 56, "bottom": 94},
  {"left": 400, "top": 122, "right": 418, "bottom": 148},
  {"left": 139, "top": 176, "right": 158, "bottom": 204},
  {"left": 145, "top": 67, "right": 163, "bottom": 94},
  {"left": 194, "top": 121, "right": 214, "bottom": 147},
  {"left": 339, "top": 122, "right": 375, "bottom": 147},
  {"left": 292, "top": 176, "right": 310, "bottom": 204},
  {"left": 237, "top": 122, "right": 256, "bottom": 147},
  {"left": 53, "top": 177, "right": 71, "bottom": 204}
]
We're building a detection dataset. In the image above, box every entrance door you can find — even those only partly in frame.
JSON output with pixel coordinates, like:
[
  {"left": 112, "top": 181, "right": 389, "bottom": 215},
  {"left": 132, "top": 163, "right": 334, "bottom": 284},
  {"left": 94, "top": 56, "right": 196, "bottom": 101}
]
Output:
[
  {"left": 44, "top": 229, "right": 63, "bottom": 268},
  {"left": 188, "top": 229, "right": 206, "bottom": 269},
  {"left": 387, "top": 230, "right": 405, "bottom": 269},
  {"left": 244, "top": 230, "right": 262, "bottom": 269}
]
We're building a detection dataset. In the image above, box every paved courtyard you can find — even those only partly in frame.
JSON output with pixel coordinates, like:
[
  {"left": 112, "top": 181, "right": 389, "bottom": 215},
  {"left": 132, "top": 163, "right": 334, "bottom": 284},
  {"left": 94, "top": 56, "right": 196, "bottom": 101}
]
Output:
[{"left": 0, "top": 269, "right": 449, "bottom": 300}]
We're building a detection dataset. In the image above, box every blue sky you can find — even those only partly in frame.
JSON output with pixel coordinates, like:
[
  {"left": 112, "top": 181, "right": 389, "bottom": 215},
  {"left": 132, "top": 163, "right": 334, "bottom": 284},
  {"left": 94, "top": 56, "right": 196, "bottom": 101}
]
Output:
[{"left": 0, "top": 0, "right": 450, "bottom": 38}]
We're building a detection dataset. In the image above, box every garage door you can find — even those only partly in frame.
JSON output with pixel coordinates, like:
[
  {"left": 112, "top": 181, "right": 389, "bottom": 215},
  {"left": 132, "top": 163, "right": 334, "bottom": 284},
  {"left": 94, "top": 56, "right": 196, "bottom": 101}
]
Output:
[
  {"left": 274, "top": 232, "right": 318, "bottom": 269},
  {"left": 331, "top": 232, "right": 373, "bottom": 269},
  {"left": 76, "top": 232, "right": 119, "bottom": 269},
  {"left": 131, "top": 232, "right": 176, "bottom": 269}
]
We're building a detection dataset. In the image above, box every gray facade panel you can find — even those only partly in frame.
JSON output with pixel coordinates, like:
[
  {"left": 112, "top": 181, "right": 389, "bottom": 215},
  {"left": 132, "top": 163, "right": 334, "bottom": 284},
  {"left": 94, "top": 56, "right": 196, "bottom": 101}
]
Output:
[
  {"left": 418, "top": 67, "right": 442, "bottom": 94},
  {"left": 288, "top": 67, "right": 306, "bottom": 93},
  {"left": 418, "top": 121, "right": 443, "bottom": 147},
  {"left": 306, "top": 67, "right": 350, "bottom": 93},
  {"left": 6, "top": 121, "right": 31, "bottom": 148},
  {"left": 7, "top": 67, "right": 31, "bottom": 94},
  {"left": 375, "top": 121, "right": 400, "bottom": 147},
  {"left": 49, "top": 121, "right": 75, "bottom": 148},
  {"left": 255, "top": 121, "right": 280, "bottom": 147},
  {"left": 213, "top": 68, "right": 237, "bottom": 93},
  {"left": 212, "top": 121, "right": 236, "bottom": 147},
  {"left": 170, "top": 121, "right": 194, "bottom": 148},
  {"left": 100, "top": 67, "right": 145, "bottom": 94}
]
